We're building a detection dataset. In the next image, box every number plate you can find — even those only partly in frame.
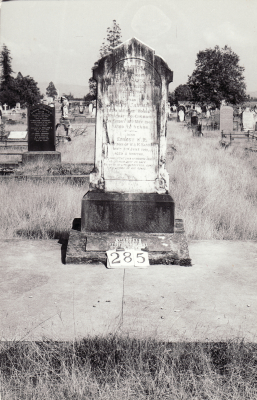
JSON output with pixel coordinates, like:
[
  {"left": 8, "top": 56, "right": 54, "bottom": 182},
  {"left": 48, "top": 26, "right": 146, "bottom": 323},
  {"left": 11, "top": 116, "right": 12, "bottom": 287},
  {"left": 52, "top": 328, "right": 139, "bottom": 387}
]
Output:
[
  {"left": 106, "top": 249, "right": 149, "bottom": 268},
  {"left": 106, "top": 249, "right": 135, "bottom": 268}
]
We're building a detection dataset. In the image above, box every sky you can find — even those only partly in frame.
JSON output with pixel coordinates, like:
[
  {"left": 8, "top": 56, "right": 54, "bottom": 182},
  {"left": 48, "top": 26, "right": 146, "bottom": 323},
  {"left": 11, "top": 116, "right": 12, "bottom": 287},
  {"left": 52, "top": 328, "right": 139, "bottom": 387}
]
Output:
[{"left": 1, "top": 0, "right": 257, "bottom": 97}]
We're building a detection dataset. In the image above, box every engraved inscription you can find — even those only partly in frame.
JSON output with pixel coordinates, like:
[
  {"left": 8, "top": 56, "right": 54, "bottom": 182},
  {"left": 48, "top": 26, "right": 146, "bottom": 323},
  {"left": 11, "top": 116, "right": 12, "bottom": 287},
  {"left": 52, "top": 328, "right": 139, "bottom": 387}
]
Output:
[
  {"left": 28, "top": 105, "right": 55, "bottom": 151},
  {"left": 102, "top": 58, "right": 161, "bottom": 181}
]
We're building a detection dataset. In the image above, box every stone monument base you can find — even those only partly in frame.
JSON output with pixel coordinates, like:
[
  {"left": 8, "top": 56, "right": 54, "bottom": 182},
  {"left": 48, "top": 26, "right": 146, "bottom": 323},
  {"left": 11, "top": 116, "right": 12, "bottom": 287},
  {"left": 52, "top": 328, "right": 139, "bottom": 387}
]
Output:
[
  {"left": 22, "top": 151, "right": 61, "bottom": 164},
  {"left": 65, "top": 219, "right": 191, "bottom": 266},
  {"left": 81, "top": 191, "right": 175, "bottom": 233}
]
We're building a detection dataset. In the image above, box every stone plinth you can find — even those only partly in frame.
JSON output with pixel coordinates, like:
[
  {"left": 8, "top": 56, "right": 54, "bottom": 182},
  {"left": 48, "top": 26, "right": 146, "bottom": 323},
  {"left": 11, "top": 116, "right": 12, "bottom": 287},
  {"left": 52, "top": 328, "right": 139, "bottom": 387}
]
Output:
[
  {"left": 81, "top": 191, "right": 175, "bottom": 233},
  {"left": 65, "top": 219, "right": 191, "bottom": 266},
  {"left": 22, "top": 151, "right": 61, "bottom": 164}
]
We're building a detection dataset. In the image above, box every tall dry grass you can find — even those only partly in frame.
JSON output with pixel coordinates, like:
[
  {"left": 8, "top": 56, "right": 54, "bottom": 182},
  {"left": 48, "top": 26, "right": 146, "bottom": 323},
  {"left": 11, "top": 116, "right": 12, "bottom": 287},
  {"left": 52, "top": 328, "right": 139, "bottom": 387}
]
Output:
[
  {"left": 1, "top": 336, "right": 257, "bottom": 399},
  {"left": 1, "top": 120, "right": 257, "bottom": 240},
  {"left": 167, "top": 121, "right": 257, "bottom": 239},
  {"left": 0, "top": 179, "right": 87, "bottom": 239}
]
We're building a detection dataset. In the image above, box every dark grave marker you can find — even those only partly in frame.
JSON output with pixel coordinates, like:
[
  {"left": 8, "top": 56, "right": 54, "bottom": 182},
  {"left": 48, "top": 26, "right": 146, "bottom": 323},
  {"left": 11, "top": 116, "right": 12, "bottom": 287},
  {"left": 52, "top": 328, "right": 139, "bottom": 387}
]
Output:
[{"left": 28, "top": 104, "right": 55, "bottom": 151}]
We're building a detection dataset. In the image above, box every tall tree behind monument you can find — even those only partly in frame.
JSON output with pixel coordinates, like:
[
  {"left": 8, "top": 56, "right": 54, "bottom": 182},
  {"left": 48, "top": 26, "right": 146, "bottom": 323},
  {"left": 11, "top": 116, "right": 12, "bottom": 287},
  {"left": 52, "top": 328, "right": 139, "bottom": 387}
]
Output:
[
  {"left": 46, "top": 82, "right": 58, "bottom": 99},
  {"left": 88, "top": 20, "right": 122, "bottom": 98},
  {"left": 188, "top": 45, "right": 247, "bottom": 106},
  {"left": 0, "top": 44, "right": 14, "bottom": 87}
]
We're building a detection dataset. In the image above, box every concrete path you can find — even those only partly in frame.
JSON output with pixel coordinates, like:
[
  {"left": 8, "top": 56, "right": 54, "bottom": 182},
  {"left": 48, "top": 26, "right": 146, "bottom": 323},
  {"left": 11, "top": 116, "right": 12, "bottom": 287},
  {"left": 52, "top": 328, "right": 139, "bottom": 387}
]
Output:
[{"left": 1, "top": 239, "right": 257, "bottom": 342}]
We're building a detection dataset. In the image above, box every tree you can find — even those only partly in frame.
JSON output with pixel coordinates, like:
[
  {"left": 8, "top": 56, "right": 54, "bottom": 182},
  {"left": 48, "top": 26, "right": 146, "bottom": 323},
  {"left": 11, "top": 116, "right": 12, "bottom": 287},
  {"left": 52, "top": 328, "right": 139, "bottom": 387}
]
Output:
[
  {"left": 0, "top": 44, "right": 14, "bottom": 87},
  {"left": 99, "top": 19, "right": 122, "bottom": 58},
  {"left": 88, "top": 20, "right": 122, "bottom": 99},
  {"left": 46, "top": 81, "right": 57, "bottom": 99},
  {"left": 0, "top": 45, "right": 42, "bottom": 107},
  {"left": 187, "top": 45, "right": 247, "bottom": 107},
  {"left": 14, "top": 75, "right": 41, "bottom": 107},
  {"left": 174, "top": 84, "right": 192, "bottom": 102}
]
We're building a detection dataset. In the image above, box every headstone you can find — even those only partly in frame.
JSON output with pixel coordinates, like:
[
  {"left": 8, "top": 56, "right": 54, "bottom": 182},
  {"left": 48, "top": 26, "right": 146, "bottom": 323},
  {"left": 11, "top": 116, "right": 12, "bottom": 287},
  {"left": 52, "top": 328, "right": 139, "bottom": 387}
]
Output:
[
  {"left": 28, "top": 104, "right": 55, "bottom": 151},
  {"left": 220, "top": 106, "right": 233, "bottom": 133},
  {"left": 3, "top": 104, "right": 7, "bottom": 112},
  {"left": 88, "top": 103, "right": 93, "bottom": 113},
  {"left": 15, "top": 103, "right": 20, "bottom": 110},
  {"left": 79, "top": 105, "right": 84, "bottom": 114},
  {"left": 242, "top": 108, "right": 255, "bottom": 132},
  {"left": 178, "top": 109, "right": 185, "bottom": 122},
  {"left": 90, "top": 37, "right": 172, "bottom": 194},
  {"left": 22, "top": 104, "right": 61, "bottom": 164},
  {"left": 191, "top": 112, "right": 198, "bottom": 126},
  {"left": 214, "top": 110, "right": 220, "bottom": 126},
  {"left": 66, "top": 38, "right": 191, "bottom": 266}
]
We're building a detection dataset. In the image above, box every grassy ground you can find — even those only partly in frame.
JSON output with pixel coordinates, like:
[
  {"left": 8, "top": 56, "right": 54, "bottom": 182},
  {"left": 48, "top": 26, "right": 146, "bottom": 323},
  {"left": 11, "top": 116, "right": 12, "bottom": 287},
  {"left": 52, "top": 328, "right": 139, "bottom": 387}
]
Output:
[
  {"left": 1, "top": 336, "right": 257, "bottom": 399},
  {"left": 167, "top": 121, "right": 257, "bottom": 239},
  {"left": 1, "top": 120, "right": 257, "bottom": 239},
  {"left": 0, "top": 179, "right": 87, "bottom": 239}
]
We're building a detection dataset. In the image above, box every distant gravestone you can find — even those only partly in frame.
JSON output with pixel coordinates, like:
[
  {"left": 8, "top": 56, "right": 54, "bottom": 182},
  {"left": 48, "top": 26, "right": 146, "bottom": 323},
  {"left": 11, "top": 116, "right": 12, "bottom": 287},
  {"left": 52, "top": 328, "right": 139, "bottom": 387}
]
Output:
[
  {"left": 242, "top": 108, "right": 255, "bottom": 132},
  {"left": 214, "top": 110, "right": 220, "bottom": 127},
  {"left": 220, "top": 106, "right": 233, "bottom": 133},
  {"left": 22, "top": 104, "right": 61, "bottom": 164},
  {"left": 191, "top": 112, "right": 198, "bottom": 126},
  {"left": 28, "top": 104, "right": 55, "bottom": 151}
]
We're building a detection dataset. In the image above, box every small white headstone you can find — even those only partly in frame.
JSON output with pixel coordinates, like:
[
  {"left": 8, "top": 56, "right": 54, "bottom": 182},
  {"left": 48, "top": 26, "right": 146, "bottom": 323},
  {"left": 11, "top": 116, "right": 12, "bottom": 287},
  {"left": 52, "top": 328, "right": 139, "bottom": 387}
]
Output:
[
  {"left": 8, "top": 131, "right": 28, "bottom": 140},
  {"left": 243, "top": 108, "right": 255, "bottom": 132}
]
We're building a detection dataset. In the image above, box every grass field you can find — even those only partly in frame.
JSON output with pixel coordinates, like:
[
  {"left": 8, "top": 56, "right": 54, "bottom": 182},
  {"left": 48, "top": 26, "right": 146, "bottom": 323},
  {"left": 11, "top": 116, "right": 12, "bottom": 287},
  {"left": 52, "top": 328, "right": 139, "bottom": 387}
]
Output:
[
  {"left": 1, "top": 120, "right": 257, "bottom": 240},
  {"left": 1, "top": 336, "right": 257, "bottom": 399}
]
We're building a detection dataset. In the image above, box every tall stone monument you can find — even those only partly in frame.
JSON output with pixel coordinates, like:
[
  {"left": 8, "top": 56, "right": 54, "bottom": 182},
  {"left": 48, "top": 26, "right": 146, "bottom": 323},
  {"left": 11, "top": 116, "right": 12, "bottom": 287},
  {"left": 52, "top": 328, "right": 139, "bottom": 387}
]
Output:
[
  {"left": 66, "top": 38, "right": 190, "bottom": 266},
  {"left": 22, "top": 104, "right": 61, "bottom": 164}
]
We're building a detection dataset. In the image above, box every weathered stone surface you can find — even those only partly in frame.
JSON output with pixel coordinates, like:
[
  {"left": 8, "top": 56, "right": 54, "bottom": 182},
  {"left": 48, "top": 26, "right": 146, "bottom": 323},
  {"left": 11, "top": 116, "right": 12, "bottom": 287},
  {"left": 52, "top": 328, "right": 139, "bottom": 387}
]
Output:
[
  {"left": 28, "top": 104, "right": 56, "bottom": 151},
  {"left": 220, "top": 106, "right": 233, "bottom": 133},
  {"left": 81, "top": 191, "right": 174, "bottom": 233},
  {"left": 90, "top": 37, "right": 173, "bottom": 194},
  {"left": 66, "top": 219, "right": 191, "bottom": 266}
]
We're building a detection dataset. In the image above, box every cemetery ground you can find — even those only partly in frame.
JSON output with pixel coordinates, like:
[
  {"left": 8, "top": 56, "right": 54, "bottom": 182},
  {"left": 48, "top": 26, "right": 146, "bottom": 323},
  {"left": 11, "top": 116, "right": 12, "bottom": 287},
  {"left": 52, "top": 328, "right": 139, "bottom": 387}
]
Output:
[{"left": 1, "top": 121, "right": 257, "bottom": 398}]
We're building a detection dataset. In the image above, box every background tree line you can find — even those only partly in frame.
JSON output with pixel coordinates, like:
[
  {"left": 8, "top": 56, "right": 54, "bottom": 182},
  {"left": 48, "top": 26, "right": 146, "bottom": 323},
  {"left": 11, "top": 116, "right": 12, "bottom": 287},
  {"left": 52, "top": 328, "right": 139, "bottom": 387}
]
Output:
[
  {"left": 170, "top": 45, "right": 247, "bottom": 107},
  {"left": 0, "top": 44, "right": 42, "bottom": 108}
]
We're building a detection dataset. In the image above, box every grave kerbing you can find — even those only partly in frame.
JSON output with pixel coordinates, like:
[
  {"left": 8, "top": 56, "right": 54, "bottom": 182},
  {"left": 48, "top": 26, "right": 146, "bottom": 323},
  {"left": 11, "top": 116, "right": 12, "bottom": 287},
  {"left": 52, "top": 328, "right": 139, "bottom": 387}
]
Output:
[{"left": 66, "top": 38, "right": 191, "bottom": 266}]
